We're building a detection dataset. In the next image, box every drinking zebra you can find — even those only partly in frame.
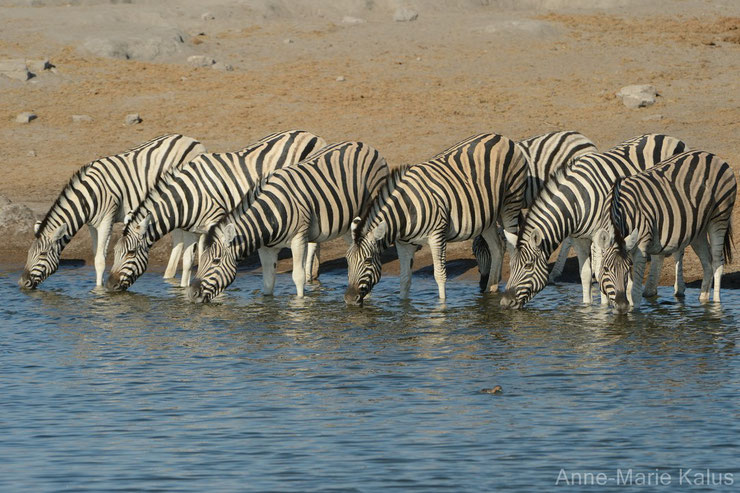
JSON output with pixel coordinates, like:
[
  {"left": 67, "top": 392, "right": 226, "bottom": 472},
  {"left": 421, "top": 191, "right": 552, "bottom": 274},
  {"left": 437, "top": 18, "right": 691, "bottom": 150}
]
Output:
[
  {"left": 345, "top": 133, "right": 528, "bottom": 305},
  {"left": 500, "top": 133, "right": 688, "bottom": 309},
  {"left": 594, "top": 150, "right": 736, "bottom": 312},
  {"left": 188, "top": 141, "right": 389, "bottom": 303},
  {"left": 19, "top": 134, "right": 205, "bottom": 289},
  {"left": 105, "top": 130, "right": 326, "bottom": 291},
  {"left": 472, "top": 130, "right": 597, "bottom": 292}
]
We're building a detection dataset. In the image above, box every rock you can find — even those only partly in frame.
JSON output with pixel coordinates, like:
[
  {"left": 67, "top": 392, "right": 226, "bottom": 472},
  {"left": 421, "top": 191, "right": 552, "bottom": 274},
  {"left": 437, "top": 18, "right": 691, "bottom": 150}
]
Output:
[
  {"left": 201, "top": 12, "right": 215, "bottom": 21},
  {"left": 616, "top": 84, "right": 657, "bottom": 109},
  {"left": 187, "top": 55, "right": 215, "bottom": 67},
  {"left": 82, "top": 30, "right": 187, "bottom": 62},
  {"left": 336, "top": 75, "right": 346, "bottom": 82},
  {"left": 0, "top": 59, "right": 32, "bottom": 81},
  {"left": 642, "top": 114, "right": 664, "bottom": 122},
  {"left": 124, "top": 113, "right": 142, "bottom": 125},
  {"left": 26, "top": 59, "right": 54, "bottom": 74},
  {"left": 16, "top": 112, "right": 37, "bottom": 123},
  {"left": 0, "top": 196, "right": 36, "bottom": 237},
  {"left": 342, "top": 16, "right": 366, "bottom": 25},
  {"left": 283, "top": 38, "right": 294, "bottom": 44},
  {"left": 71, "top": 114, "right": 94, "bottom": 123},
  {"left": 27, "top": 150, "right": 36, "bottom": 157},
  {"left": 393, "top": 7, "right": 418, "bottom": 22},
  {"left": 212, "top": 62, "right": 233, "bottom": 72}
]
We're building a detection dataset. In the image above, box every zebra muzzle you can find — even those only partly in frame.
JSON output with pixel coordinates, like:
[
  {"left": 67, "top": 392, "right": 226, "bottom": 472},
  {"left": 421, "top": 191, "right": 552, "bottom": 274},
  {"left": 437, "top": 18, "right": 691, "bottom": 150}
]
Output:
[{"left": 18, "top": 271, "right": 38, "bottom": 290}]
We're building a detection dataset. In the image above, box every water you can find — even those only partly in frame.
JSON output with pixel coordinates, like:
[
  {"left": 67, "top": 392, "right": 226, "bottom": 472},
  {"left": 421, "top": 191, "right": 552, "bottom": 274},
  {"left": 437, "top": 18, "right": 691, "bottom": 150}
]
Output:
[{"left": 1, "top": 264, "right": 738, "bottom": 492}]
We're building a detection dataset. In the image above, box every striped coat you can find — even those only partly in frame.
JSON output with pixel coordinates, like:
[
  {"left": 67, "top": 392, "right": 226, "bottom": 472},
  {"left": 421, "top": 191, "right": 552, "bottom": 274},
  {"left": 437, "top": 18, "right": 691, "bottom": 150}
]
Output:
[
  {"left": 19, "top": 134, "right": 205, "bottom": 289},
  {"left": 595, "top": 150, "right": 736, "bottom": 311},
  {"left": 105, "top": 130, "right": 325, "bottom": 291},
  {"left": 500, "top": 134, "right": 688, "bottom": 309},
  {"left": 345, "top": 133, "right": 528, "bottom": 304},
  {"left": 188, "top": 141, "right": 389, "bottom": 302}
]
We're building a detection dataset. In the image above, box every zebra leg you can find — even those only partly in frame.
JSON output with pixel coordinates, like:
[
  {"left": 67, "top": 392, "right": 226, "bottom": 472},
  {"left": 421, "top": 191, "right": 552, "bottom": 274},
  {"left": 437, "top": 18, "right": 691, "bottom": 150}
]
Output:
[
  {"left": 471, "top": 235, "right": 491, "bottom": 293},
  {"left": 673, "top": 250, "right": 685, "bottom": 298},
  {"left": 643, "top": 254, "right": 664, "bottom": 298},
  {"left": 304, "top": 242, "right": 320, "bottom": 284},
  {"left": 549, "top": 237, "right": 572, "bottom": 284},
  {"left": 573, "top": 238, "right": 593, "bottom": 304},
  {"left": 290, "top": 235, "right": 308, "bottom": 298},
  {"left": 708, "top": 226, "right": 727, "bottom": 302},
  {"left": 396, "top": 242, "right": 416, "bottom": 300},
  {"left": 164, "top": 229, "right": 184, "bottom": 279},
  {"left": 179, "top": 231, "right": 199, "bottom": 287},
  {"left": 92, "top": 216, "right": 114, "bottom": 287},
  {"left": 690, "top": 235, "right": 713, "bottom": 302},
  {"left": 629, "top": 250, "right": 647, "bottom": 310},
  {"left": 257, "top": 247, "right": 280, "bottom": 296},
  {"left": 428, "top": 234, "right": 448, "bottom": 301},
  {"left": 590, "top": 240, "right": 607, "bottom": 305},
  {"left": 480, "top": 228, "right": 503, "bottom": 293}
]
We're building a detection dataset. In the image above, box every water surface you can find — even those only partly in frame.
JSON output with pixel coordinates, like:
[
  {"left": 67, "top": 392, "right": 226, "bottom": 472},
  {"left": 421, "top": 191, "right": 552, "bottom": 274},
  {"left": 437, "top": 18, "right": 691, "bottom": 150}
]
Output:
[{"left": 1, "top": 265, "right": 738, "bottom": 491}]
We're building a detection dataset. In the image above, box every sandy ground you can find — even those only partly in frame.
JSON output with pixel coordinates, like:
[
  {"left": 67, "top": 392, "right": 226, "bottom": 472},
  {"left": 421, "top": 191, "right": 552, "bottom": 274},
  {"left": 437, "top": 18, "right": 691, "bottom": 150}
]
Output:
[{"left": 1, "top": 0, "right": 739, "bottom": 290}]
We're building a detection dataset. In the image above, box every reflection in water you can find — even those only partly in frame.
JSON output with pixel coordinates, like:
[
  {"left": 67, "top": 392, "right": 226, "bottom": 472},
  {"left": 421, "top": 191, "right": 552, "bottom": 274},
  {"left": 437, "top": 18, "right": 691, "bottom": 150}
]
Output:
[{"left": 1, "top": 266, "right": 739, "bottom": 492}]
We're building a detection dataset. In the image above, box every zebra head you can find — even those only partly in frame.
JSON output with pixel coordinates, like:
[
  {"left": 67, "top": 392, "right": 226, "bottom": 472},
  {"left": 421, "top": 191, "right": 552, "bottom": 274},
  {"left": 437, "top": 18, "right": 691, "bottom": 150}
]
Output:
[
  {"left": 500, "top": 229, "right": 548, "bottom": 309},
  {"left": 106, "top": 214, "right": 153, "bottom": 292},
  {"left": 344, "top": 217, "right": 386, "bottom": 306},
  {"left": 188, "top": 222, "right": 238, "bottom": 303},
  {"left": 595, "top": 227, "right": 638, "bottom": 314},
  {"left": 19, "top": 222, "right": 67, "bottom": 289}
]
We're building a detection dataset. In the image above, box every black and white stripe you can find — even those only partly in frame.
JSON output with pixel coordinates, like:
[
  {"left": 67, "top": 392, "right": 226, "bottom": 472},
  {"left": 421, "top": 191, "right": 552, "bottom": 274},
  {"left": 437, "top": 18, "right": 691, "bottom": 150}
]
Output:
[
  {"left": 344, "top": 133, "right": 528, "bottom": 304},
  {"left": 19, "top": 134, "right": 205, "bottom": 289},
  {"left": 472, "top": 130, "right": 597, "bottom": 292},
  {"left": 500, "top": 133, "right": 688, "bottom": 309},
  {"left": 188, "top": 141, "right": 389, "bottom": 302},
  {"left": 595, "top": 150, "right": 736, "bottom": 311},
  {"left": 105, "top": 130, "right": 326, "bottom": 291}
]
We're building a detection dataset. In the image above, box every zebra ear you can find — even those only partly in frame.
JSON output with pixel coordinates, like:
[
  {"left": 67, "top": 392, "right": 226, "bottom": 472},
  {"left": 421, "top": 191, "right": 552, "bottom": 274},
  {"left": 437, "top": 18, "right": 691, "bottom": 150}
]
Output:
[
  {"left": 594, "top": 228, "right": 613, "bottom": 251},
  {"left": 123, "top": 211, "right": 134, "bottom": 226},
  {"left": 623, "top": 228, "right": 639, "bottom": 251},
  {"left": 52, "top": 223, "right": 68, "bottom": 242},
  {"left": 34, "top": 220, "right": 42, "bottom": 236},
  {"left": 528, "top": 229, "right": 542, "bottom": 249},
  {"left": 220, "top": 223, "right": 237, "bottom": 245},
  {"left": 351, "top": 217, "right": 363, "bottom": 244},
  {"left": 136, "top": 214, "right": 152, "bottom": 236},
  {"left": 503, "top": 229, "right": 518, "bottom": 249},
  {"left": 372, "top": 221, "right": 387, "bottom": 242}
]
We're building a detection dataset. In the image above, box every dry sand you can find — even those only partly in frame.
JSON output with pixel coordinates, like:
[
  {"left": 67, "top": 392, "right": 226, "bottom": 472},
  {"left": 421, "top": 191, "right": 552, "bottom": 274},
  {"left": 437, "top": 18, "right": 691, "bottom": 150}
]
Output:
[{"left": 1, "top": 0, "right": 739, "bottom": 289}]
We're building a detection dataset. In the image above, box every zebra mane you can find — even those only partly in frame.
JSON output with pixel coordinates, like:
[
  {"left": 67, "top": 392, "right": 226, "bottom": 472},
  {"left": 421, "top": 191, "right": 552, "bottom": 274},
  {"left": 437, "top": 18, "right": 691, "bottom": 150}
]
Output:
[
  {"left": 35, "top": 161, "right": 95, "bottom": 238},
  {"left": 353, "top": 163, "right": 413, "bottom": 242},
  {"left": 203, "top": 222, "right": 219, "bottom": 250}
]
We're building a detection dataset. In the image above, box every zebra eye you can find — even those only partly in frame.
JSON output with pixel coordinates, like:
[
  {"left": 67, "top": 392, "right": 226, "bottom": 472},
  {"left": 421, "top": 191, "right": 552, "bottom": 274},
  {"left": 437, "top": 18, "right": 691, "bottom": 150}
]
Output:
[
  {"left": 127, "top": 249, "right": 137, "bottom": 256},
  {"left": 524, "top": 262, "right": 534, "bottom": 269},
  {"left": 212, "top": 257, "right": 221, "bottom": 265},
  {"left": 364, "top": 259, "right": 373, "bottom": 266}
]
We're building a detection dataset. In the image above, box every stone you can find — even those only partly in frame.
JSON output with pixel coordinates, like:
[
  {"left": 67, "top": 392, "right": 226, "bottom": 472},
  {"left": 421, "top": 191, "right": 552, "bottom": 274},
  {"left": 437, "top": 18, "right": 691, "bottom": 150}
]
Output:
[
  {"left": 16, "top": 112, "right": 37, "bottom": 123},
  {"left": 0, "top": 195, "right": 36, "bottom": 237},
  {"left": 212, "top": 62, "right": 233, "bottom": 72},
  {"left": 393, "top": 7, "right": 418, "bottom": 22},
  {"left": 27, "top": 150, "right": 36, "bottom": 157},
  {"left": 26, "top": 59, "right": 54, "bottom": 73},
  {"left": 616, "top": 84, "right": 657, "bottom": 109},
  {"left": 342, "top": 16, "right": 366, "bottom": 25},
  {"left": 82, "top": 30, "right": 187, "bottom": 62},
  {"left": 0, "top": 59, "right": 32, "bottom": 81},
  {"left": 642, "top": 114, "right": 664, "bottom": 122},
  {"left": 71, "top": 114, "right": 94, "bottom": 123},
  {"left": 124, "top": 113, "right": 142, "bottom": 125},
  {"left": 201, "top": 12, "right": 215, "bottom": 21},
  {"left": 336, "top": 75, "right": 346, "bottom": 82},
  {"left": 283, "top": 38, "right": 294, "bottom": 44},
  {"left": 187, "top": 55, "right": 215, "bottom": 67}
]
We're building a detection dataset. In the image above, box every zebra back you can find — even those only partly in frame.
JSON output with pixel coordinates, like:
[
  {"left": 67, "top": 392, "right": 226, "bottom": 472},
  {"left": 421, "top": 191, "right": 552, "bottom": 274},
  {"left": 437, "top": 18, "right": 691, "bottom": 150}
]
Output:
[
  {"left": 36, "top": 133, "right": 204, "bottom": 245},
  {"left": 610, "top": 150, "right": 736, "bottom": 260},
  {"left": 369, "top": 133, "right": 528, "bottom": 246},
  {"left": 124, "top": 130, "right": 325, "bottom": 241}
]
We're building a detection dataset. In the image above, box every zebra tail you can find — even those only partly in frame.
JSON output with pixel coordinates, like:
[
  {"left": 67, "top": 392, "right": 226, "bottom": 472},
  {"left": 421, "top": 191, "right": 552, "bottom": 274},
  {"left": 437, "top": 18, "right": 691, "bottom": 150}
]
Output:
[{"left": 723, "top": 220, "right": 733, "bottom": 265}]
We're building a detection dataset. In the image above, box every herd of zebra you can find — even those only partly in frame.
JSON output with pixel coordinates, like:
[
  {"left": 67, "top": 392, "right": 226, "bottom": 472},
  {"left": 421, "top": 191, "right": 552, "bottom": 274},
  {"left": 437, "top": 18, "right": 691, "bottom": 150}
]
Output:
[{"left": 18, "top": 129, "right": 737, "bottom": 312}]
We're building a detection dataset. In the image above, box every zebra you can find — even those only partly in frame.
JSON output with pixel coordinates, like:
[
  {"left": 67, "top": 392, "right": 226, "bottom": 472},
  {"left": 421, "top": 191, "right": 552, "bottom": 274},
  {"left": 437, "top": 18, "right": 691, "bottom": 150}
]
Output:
[
  {"left": 18, "top": 134, "right": 205, "bottom": 289},
  {"left": 594, "top": 150, "right": 736, "bottom": 312},
  {"left": 471, "top": 130, "right": 597, "bottom": 292},
  {"left": 499, "top": 133, "right": 688, "bottom": 309},
  {"left": 187, "top": 141, "right": 389, "bottom": 303},
  {"left": 344, "top": 133, "right": 528, "bottom": 305},
  {"left": 105, "top": 130, "right": 326, "bottom": 292}
]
